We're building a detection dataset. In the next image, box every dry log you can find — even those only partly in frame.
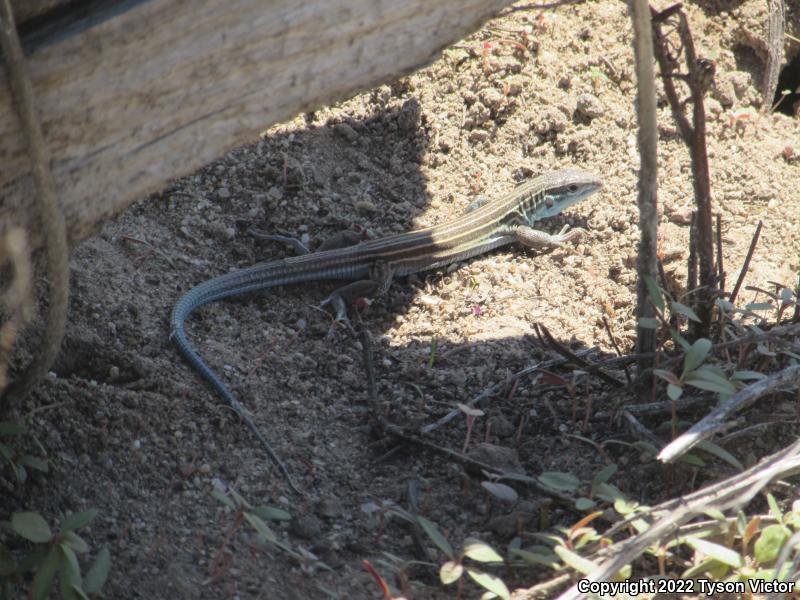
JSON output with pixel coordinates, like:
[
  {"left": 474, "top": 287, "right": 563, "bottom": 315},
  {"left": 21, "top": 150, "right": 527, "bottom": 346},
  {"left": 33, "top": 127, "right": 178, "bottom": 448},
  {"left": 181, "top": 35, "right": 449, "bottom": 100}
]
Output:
[{"left": 1, "top": 0, "right": 514, "bottom": 249}]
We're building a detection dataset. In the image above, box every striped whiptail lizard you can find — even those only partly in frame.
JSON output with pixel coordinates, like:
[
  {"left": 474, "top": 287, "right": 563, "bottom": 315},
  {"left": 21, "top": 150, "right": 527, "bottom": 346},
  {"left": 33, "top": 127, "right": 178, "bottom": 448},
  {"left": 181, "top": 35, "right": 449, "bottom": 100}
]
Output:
[{"left": 170, "top": 169, "right": 602, "bottom": 491}]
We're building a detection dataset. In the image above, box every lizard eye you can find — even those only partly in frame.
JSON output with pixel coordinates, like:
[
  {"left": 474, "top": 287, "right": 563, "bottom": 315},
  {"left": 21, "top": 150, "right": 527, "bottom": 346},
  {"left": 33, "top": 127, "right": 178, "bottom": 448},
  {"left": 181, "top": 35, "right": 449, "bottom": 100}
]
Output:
[
  {"left": 545, "top": 197, "right": 554, "bottom": 208},
  {"left": 567, "top": 184, "right": 579, "bottom": 193}
]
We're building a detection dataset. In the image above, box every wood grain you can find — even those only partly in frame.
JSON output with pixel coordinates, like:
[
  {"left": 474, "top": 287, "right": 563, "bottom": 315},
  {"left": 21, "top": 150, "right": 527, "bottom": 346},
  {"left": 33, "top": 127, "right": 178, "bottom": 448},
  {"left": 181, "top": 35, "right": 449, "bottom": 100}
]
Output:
[{"left": 1, "top": 0, "right": 514, "bottom": 249}]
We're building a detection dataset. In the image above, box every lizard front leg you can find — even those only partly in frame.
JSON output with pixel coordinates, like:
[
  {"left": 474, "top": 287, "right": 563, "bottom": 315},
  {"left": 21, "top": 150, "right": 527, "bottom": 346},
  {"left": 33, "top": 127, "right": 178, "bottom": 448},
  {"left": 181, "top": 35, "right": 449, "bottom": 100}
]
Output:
[{"left": 514, "top": 224, "right": 586, "bottom": 249}]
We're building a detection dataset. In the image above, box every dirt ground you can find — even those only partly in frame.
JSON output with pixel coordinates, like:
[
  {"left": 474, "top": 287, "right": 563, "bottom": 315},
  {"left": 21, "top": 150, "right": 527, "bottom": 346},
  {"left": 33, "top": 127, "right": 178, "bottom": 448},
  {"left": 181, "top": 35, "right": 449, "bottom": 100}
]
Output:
[{"left": 4, "top": 1, "right": 800, "bottom": 598}]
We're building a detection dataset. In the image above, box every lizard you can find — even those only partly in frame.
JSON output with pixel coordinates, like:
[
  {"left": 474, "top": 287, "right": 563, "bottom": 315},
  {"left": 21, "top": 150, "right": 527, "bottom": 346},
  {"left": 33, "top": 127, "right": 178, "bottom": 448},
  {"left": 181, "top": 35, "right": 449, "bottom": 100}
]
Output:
[{"left": 170, "top": 168, "right": 602, "bottom": 491}]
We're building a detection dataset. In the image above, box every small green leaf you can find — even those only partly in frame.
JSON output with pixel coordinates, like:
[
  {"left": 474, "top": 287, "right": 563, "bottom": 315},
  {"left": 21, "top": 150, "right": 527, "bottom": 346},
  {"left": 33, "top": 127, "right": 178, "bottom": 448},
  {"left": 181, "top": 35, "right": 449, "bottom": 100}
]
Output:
[
  {"left": 439, "top": 560, "right": 463, "bottom": 584},
  {"left": 767, "top": 493, "right": 783, "bottom": 520},
  {"left": 416, "top": 516, "right": 454, "bottom": 559},
  {"left": 59, "top": 543, "right": 82, "bottom": 599},
  {"left": 638, "top": 317, "right": 660, "bottom": 330},
  {"left": 554, "top": 545, "right": 599, "bottom": 574},
  {"left": 671, "top": 301, "right": 701, "bottom": 322},
  {"left": 60, "top": 509, "right": 98, "bottom": 533},
  {"left": 685, "top": 536, "right": 743, "bottom": 568},
  {"left": 667, "top": 383, "right": 683, "bottom": 400},
  {"left": 631, "top": 441, "right": 659, "bottom": 456},
  {"left": 463, "top": 538, "right": 503, "bottom": 563},
  {"left": 696, "top": 441, "right": 743, "bottom": 471},
  {"left": 62, "top": 531, "right": 89, "bottom": 554},
  {"left": 70, "top": 584, "right": 90, "bottom": 600},
  {"left": 465, "top": 568, "right": 510, "bottom": 600},
  {"left": 31, "top": 546, "right": 60, "bottom": 600},
  {"left": 678, "top": 453, "right": 706, "bottom": 467},
  {"left": 508, "top": 548, "right": 559, "bottom": 569},
  {"left": 18, "top": 455, "right": 49, "bottom": 473},
  {"left": 732, "top": 370, "right": 766, "bottom": 381},
  {"left": 592, "top": 464, "right": 617, "bottom": 485},
  {"left": 704, "top": 509, "right": 726, "bottom": 522},
  {"left": 12, "top": 512, "right": 52, "bottom": 543},
  {"left": 745, "top": 302, "right": 774, "bottom": 312},
  {"left": 682, "top": 557, "right": 717, "bottom": 579},
  {"left": 614, "top": 498, "right": 639, "bottom": 515},
  {"left": 211, "top": 489, "right": 235, "bottom": 509},
  {"left": 685, "top": 367, "right": 736, "bottom": 395},
  {"left": 481, "top": 482, "right": 518, "bottom": 503},
  {"left": 84, "top": 548, "right": 111, "bottom": 594},
  {"left": 592, "top": 482, "right": 625, "bottom": 502},
  {"left": 0, "top": 442, "right": 12, "bottom": 461},
  {"left": 249, "top": 506, "right": 291, "bottom": 522},
  {"left": 754, "top": 524, "right": 790, "bottom": 564},
  {"left": 0, "top": 422, "right": 26, "bottom": 435},
  {"left": 683, "top": 338, "right": 712, "bottom": 375},
  {"left": 243, "top": 512, "right": 277, "bottom": 543},
  {"left": 538, "top": 472, "right": 580, "bottom": 492},
  {"left": 229, "top": 489, "right": 250, "bottom": 509},
  {"left": 670, "top": 329, "right": 692, "bottom": 351},
  {"left": 653, "top": 369, "right": 680, "bottom": 386},
  {"left": 631, "top": 518, "right": 650, "bottom": 534},
  {"left": 574, "top": 497, "right": 595, "bottom": 511},
  {"left": 644, "top": 274, "right": 665, "bottom": 313}
]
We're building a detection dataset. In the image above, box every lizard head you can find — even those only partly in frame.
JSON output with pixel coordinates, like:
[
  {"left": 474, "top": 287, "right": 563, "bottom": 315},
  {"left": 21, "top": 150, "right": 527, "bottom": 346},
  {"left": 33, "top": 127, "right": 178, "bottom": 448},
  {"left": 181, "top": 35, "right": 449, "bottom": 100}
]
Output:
[{"left": 533, "top": 168, "right": 603, "bottom": 220}]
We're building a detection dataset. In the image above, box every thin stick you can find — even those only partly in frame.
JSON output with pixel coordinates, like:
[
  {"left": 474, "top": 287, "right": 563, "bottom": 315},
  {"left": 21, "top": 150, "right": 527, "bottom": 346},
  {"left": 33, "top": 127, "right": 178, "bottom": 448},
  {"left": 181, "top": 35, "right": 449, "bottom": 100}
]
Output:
[
  {"left": 535, "top": 323, "right": 624, "bottom": 387},
  {"left": 419, "top": 349, "right": 597, "bottom": 435},
  {"left": 602, "top": 316, "right": 631, "bottom": 384},
  {"left": 502, "top": 0, "right": 586, "bottom": 12},
  {"left": 715, "top": 213, "right": 724, "bottom": 292},
  {"left": 729, "top": 221, "right": 763, "bottom": 305},
  {"left": 0, "top": 0, "right": 70, "bottom": 403},
  {"left": 658, "top": 364, "right": 800, "bottom": 462}
]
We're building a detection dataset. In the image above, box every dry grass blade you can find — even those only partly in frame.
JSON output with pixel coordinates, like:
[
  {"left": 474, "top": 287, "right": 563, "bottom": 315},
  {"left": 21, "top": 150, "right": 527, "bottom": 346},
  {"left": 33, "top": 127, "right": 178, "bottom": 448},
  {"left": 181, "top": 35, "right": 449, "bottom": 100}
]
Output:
[{"left": 728, "top": 221, "right": 763, "bottom": 306}]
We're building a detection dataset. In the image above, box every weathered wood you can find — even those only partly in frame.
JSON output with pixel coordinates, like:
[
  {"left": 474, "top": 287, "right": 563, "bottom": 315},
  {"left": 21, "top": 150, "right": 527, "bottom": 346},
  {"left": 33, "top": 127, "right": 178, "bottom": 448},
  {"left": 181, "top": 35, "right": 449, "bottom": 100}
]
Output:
[
  {"left": 1, "top": 0, "right": 514, "bottom": 249},
  {"left": 11, "top": 0, "right": 73, "bottom": 25}
]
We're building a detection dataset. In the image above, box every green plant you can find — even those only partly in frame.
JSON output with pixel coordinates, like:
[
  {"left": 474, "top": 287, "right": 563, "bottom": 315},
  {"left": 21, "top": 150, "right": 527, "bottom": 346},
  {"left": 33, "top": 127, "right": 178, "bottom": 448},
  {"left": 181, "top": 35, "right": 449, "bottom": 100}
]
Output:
[
  {"left": 416, "top": 516, "right": 510, "bottom": 599},
  {"left": 1, "top": 510, "right": 109, "bottom": 600},
  {"left": 0, "top": 421, "right": 48, "bottom": 483},
  {"left": 210, "top": 483, "right": 329, "bottom": 583}
]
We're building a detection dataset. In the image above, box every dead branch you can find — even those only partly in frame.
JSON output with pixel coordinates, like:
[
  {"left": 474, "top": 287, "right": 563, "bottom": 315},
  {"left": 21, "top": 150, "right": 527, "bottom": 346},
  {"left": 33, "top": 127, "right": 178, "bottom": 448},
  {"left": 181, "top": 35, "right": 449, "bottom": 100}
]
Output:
[
  {"left": 630, "top": 0, "right": 659, "bottom": 370},
  {"left": 555, "top": 438, "right": 800, "bottom": 599},
  {"left": 651, "top": 4, "right": 716, "bottom": 338},
  {"left": 658, "top": 364, "right": 800, "bottom": 462},
  {"left": 0, "top": 0, "right": 69, "bottom": 404},
  {"left": 762, "top": 0, "right": 786, "bottom": 109}
]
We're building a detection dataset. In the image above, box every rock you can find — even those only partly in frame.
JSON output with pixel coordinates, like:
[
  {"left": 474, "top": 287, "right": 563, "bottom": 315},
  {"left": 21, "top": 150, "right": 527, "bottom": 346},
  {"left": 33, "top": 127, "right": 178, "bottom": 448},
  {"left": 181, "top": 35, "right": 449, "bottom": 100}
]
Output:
[
  {"left": 532, "top": 106, "right": 568, "bottom": 134},
  {"left": 333, "top": 122, "right": 358, "bottom": 142},
  {"left": 291, "top": 514, "right": 322, "bottom": 540},
  {"left": 487, "top": 501, "right": 541, "bottom": 538},
  {"left": 488, "top": 415, "right": 515, "bottom": 439},
  {"left": 317, "top": 497, "right": 344, "bottom": 519},
  {"left": 467, "top": 443, "right": 525, "bottom": 474},
  {"left": 576, "top": 93, "right": 604, "bottom": 119}
]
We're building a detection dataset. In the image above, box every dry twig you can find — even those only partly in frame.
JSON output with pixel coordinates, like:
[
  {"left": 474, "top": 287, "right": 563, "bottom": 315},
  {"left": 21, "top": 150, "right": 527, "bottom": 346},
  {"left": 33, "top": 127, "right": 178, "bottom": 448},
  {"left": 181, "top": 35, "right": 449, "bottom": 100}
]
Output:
[
  {"left": 555, "top": 438, "right": 800, "bottom": 599},
  {"left": 658, "top": 364, "right": 800, "bottom": 462},
  {"left": 0, "top": 0, "right": 70, "bottom": 403}
]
